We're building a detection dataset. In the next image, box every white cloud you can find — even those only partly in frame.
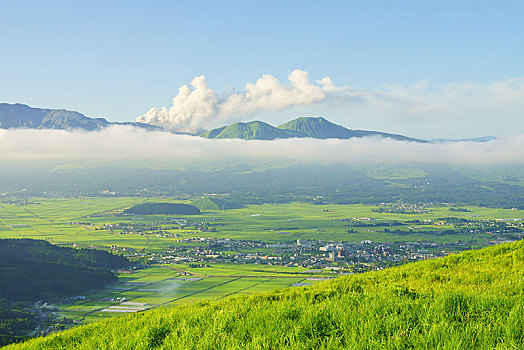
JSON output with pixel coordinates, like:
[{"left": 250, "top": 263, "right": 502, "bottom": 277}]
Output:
[
  {"left": 355, "top": 78, "right": 524, "bottom": 120},
  {"left": 328, "top": 78, "right": 524, "bottom": 136},
  {"left": 0, "top": 126, "right": 523, "bottom": 164},
  {"left": 218, "top": 70, "right": 325, "bottom": 119},
  {"left": 136, "top": 71, "right": 524, "bottom": 137},
  {"left": 137, "top": 70, "right": 333, "bottom": 132},
  {"left": 136, "top": 75, "right": 217, "bottom": 132}
]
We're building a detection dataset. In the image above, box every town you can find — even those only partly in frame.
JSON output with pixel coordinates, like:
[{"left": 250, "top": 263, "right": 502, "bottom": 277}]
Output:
[{"left": 103, "top": 214, "right": 523, "bottom": 272}]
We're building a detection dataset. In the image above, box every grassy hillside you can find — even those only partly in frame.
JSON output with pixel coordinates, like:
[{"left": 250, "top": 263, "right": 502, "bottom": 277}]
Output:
[
  {"left": 199, "top": 126, "right": 227, "bottom": 139},
  {"left": 11, "top": 241, "right": 524, "bottom": 349},
  {"left": 278, "top": 117, "right": 424, "bottom": 142},
  {"left": 200, "top": 117, "right": 422, "bottom": 142},
  {"left": 277, "top": 116, "right": 355, "bottom": 139},
  {"left": 201, "top": 121, "right": 302, "bottom": 140}
]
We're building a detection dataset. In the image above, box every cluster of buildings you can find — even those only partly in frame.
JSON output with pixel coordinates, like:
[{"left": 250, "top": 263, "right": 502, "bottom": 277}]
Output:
[
  {"left": 100, "top": 215, "right": 522, "bottom": 272},
  {"left": 371, "top": 203, "right": 429, "bottom": 214},
  {"left": 136, "top": 237, "right": 481, "bottom": 271}
]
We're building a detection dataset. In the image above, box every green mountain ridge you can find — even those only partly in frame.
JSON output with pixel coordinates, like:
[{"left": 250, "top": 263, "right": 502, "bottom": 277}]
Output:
[
  {"left": 202, "top": 116, "right": 424, "bottom": 142},
  {"left": 201, "top": 121, "right": 304, "bottom": 140},
  {"left": 0, "top": 104, "right": 486, "bottom": 143},
  {"left": 278, "top": 116, "right": 355, "bottom": 139},
  {"left": 11, "top": 241, "right": 524, "bottom": 349}
]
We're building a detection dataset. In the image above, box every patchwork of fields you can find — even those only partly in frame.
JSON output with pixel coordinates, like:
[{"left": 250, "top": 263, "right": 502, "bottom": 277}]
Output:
[
  {"left": 2, "top": 198, "right": 523, "bottom": 249},
  {"left": 58, "top": 264, "right": 331, "bottom": 324},
  {"left": 1, "top": 197, "right": 523, "bottom": 326}
]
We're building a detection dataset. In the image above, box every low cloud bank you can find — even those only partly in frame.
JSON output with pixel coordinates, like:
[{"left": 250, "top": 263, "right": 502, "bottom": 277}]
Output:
[{"left": 1, "top": 126, "right": 523, "bottom": 164}]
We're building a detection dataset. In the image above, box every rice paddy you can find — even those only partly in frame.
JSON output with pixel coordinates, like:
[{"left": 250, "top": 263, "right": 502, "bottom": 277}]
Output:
[{"left": 1, "top": 197, "right": 522, "bottom": 326}]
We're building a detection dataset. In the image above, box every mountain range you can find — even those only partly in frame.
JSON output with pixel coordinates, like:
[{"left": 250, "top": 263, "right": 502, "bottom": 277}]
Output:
[
  {"left": 0, "top": 103, "right": 162, "bottom": 131},
  {"left": 201, "top": 117, "right": 423, "bottom": 142},
  {"left": 0, "top": 103, "right": 493, "bottom": 142}
]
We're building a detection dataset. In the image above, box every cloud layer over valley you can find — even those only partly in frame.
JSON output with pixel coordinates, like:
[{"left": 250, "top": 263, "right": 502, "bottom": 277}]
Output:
[{"left": 1, "top": 126, "right": 523, "bottom": 164}]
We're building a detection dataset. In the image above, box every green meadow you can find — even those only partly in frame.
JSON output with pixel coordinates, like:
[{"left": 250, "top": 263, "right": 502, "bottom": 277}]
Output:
[{"left": 11, "top": 240, "right": 524, "bottom": 349}]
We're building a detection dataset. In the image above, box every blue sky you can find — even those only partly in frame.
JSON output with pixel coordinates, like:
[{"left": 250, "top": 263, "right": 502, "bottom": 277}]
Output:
[{"left": 1, "top": 1, "right": 523, "bottom": 138}]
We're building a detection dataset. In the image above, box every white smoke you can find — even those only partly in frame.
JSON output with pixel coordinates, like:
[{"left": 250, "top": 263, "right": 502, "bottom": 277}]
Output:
[
  {"left": 218, "top": 70, "right": 329, "bottom": 118},
  {"left": 137, "top": 70, "right": 334, "bottom": 133},
  {"left": 136, "top": 75, "right": 217, "bottom": 132},
  {"left": 0, "top": 126, "right": 523, "bottom": 164}
]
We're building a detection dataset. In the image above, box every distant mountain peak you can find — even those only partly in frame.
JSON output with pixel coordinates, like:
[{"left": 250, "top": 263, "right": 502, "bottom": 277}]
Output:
[
  {"left": 200, "top": 120, "right": 304, "bottom": 140},
  {"left": 2, "top": 103, "right": 489, "bottom": 143},
  {"left": 202, "top": 116, "right": 424, "bottom": 142},
  {"left": 0, "top": 103, "right": 163, "bottom": 132},
  {"left": 277, "top": 116, "right": 355, "bottom": 139}
]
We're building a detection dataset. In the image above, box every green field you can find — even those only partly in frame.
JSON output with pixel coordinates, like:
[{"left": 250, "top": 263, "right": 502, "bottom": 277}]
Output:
[
  {"left": 56, "top": 263, "right": 328, "bottom": 325},
  {"left": 1, "top": 197, "right": 522, "bottom": 328},
  {"left": 1, "top": 198, "right": 522, "bottom": 251}
]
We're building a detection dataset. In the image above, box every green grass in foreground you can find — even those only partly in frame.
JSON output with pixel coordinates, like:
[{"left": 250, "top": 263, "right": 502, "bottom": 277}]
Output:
[{"left": 10, "top": 241, "right": 524, "bottom": 349}]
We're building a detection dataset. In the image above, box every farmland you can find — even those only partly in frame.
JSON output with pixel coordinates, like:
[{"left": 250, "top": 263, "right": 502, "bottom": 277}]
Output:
[
  {"left": 1, "top": 197, "right": 523, "bottom": 328},
  {"left": 1, "top": 198, "right": 523, "bottom": 248},
  {"left": 57, "top": 264, "right": 330, "bottom": 324},
  {"left": 13, "top": 240, "right": 524, "bottom": 349}
]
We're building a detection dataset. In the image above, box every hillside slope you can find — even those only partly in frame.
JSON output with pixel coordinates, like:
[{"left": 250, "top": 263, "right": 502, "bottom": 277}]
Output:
[
  {"left": 201, "top": 116, "right": 424, "bottom": 142},
  {"left": 201, "top": 121, "right": 304, "bottom": 140},
  {"left": 278, "top": 116, "right": 354, "bottom": 139},
  {"left": 12, "top": 241, "right": 524, "bottom": 349},
  {"left": 278, "top": 117, "right": 423, "bottom": 142}
]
